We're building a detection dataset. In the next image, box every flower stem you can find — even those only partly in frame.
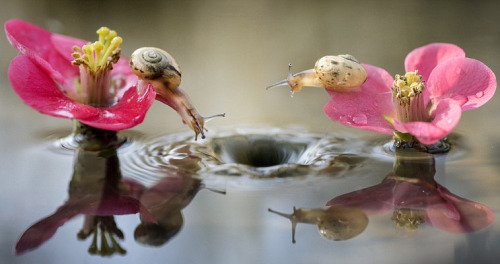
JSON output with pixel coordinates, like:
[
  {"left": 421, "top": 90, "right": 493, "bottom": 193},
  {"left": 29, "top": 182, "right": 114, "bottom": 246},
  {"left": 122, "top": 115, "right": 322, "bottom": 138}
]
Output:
[{"left": 72, "top": 120, "right": 121, "bottom": 151}]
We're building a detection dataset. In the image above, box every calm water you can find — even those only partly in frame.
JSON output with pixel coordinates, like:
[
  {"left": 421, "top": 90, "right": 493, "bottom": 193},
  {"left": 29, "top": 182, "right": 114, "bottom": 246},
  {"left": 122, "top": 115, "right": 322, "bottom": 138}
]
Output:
[{"left": 1, "top": 0, "right": 500, "bottom": 263}]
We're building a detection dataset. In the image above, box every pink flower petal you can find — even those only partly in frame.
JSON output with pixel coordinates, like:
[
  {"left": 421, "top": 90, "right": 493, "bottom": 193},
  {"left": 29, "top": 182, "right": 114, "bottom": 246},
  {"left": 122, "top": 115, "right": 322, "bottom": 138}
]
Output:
[
  {"left": 78, "top": 85, "right": 156, "bottom": 130},
  {"left": 393, "top": 98, "right": 462, "bottom": 145},
  {"left": 8, "top": 55, "right": 97, "bottom": 120},
  {"left": 50, "top": 33, "right": 87, "bottom": 63},
  {"left": 8, "top": 55, "right": 156, "bottom": 131},
  {"left": 404, "top": 43, "right": 466, "bottom": 81},
  {"left": 426, "top": 186, "right": 495, "bottom": 233},
  {"left": 426, "top": 57, "right": 497, "bottom": 111},
  {"left": 5, "top": 19, "right": 80, "bottom": 88},
  {"left": 324, "top": 64, "right": 395, "bottom": 134}
]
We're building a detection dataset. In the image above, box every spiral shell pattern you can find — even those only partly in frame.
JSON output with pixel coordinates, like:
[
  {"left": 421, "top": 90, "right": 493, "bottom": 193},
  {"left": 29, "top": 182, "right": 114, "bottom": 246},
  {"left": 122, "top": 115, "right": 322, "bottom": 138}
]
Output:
[{"left": 130, "top": 47, "right": 181, "bottom": 81}]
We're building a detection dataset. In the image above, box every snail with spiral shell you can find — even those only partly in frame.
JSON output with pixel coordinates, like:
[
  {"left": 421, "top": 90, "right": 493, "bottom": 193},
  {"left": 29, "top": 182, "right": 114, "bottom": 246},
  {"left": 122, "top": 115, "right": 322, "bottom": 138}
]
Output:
[
  {"left": 267, "top": 54, "right": 368, "bottom": 94},
  {"left": 130, "top": 47, "right": 224, "bottom": 140}
]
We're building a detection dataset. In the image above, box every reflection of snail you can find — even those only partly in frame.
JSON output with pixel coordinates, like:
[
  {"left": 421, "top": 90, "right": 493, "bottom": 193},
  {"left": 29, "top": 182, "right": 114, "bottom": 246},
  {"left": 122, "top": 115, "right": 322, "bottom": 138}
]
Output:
[
  {"left": 134, "top": 211, "right": 183, "bottom": 246},
  {"left": 130, "top": 47, "right": 224, "bottom": 140},
  {"left": 133, "top": 175, "right": 203, "bottom": 247},
  {"left": 268, "top": 205, "right": 368, "bottom": 243},
  {"left": 267, "top": 55, "right": 367, "bottom": 93}
]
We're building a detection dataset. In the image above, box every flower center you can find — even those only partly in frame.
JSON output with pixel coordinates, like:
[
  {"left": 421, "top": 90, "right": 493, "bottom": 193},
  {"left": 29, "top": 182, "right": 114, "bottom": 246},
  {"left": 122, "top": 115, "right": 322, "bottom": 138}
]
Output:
[
  {"left": 71, "top": 27, "right": 123, "bottom": 107},
  {"left": 391, "top": 71, "right": 428, "bottom": 123}
]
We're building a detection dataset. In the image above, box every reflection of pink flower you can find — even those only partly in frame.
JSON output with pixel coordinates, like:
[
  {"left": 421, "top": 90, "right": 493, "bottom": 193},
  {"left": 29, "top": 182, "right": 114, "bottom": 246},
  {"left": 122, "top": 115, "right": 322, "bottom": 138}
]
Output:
[
  {"left": 324, "top": 43, "right": 496, "bottom": 144},
  {"left": 326, "top": 177, "right": 494, "bottom": 233},
  {"left": 15, "top": 190, "right": 155, "bottom": 255},
  {"left": 5, "top": 19, "right": 156, "bottom": 130}
]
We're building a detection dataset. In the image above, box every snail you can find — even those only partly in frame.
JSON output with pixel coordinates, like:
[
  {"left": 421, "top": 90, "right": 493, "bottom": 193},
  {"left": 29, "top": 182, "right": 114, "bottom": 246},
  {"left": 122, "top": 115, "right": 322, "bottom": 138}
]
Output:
[
  {"left": 266, "top": 54, "right": 367, "bottom": 94},
  {"left": 268, "top": 205, "right": 368, "bottom": 243},
  {"left": 130, "top": 47, "right": 224, "bottom": 140}
]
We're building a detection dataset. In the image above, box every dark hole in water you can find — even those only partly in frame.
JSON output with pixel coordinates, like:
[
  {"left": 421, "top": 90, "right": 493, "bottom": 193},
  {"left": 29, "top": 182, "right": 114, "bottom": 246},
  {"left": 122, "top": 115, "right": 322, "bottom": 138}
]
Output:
[{"left": 210, "top": 135, "right": 310, "bottom": 168}]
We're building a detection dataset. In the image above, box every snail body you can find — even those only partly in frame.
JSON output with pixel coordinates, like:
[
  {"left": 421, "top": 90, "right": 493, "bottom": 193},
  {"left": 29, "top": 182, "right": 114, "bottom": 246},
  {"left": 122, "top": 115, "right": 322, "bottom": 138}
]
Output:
[
  {"left": 130, "top": 47, "right": 224, "bottom": 140},
  {"left": 267, "top": 54, "right": 367, "bottom": 93}
]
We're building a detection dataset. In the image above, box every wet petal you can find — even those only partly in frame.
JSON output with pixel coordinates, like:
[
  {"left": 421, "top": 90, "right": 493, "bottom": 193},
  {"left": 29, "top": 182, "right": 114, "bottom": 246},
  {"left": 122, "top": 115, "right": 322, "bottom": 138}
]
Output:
[
  {"left": 78, "top": 84, "right": 156, "bottom": 130},
  {"left": 393, "top": 98, "right": 462, "bottom": 145},
  {"left": 5, "top": 19, "right": 80, "bottom": 88},
  {"left": 426, "top": 57, "right": 496, "bottom": 111},
  {"left": 404, "top": 43, "right": 466, "bottom": 81},
  {"left": 8, "top": 55, "right": 97, "bottom": 120},
  {"left": 426, "top": 186, "right": 495, "bottom": 233},
  {"left": 324, "top": 64, "right": 395, "bottom": 135}
]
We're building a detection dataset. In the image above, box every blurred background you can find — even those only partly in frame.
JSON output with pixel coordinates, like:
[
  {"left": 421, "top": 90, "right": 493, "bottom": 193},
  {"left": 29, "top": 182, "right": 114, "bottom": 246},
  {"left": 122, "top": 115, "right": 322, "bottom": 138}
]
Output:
[{"left": 1, "top": 0, "right": 500, "bottom": 263}]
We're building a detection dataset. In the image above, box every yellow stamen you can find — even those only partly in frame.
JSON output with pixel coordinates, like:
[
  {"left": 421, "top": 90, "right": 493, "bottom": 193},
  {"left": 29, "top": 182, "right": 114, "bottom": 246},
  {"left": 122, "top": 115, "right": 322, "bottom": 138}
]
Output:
[
  {"left": 70, "top": 26, "right": 123, "bottom": 107},
  {"left": 72, "top": 27, "right": 122, "bottom": 73},
  {"left": 391, "top": 70, "right": 425, "bottom": 103},
  {"left": 391, "top": 70, "right": 428, "bottom": 124}
]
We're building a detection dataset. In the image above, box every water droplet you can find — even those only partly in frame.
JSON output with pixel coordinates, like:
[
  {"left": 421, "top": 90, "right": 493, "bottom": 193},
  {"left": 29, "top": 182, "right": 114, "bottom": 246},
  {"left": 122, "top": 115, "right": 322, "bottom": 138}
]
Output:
[
  {"left": 475, "top": 91, "right": 484, "bottom": 98},
  {"left": 352, "top": 113, "right": 368, "bottom": 125}
]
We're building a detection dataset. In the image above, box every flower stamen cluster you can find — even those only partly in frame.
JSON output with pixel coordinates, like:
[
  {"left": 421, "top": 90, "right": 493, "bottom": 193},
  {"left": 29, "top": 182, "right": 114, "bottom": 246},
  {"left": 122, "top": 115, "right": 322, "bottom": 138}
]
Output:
[
  {"left": 70, "top": 27, "right": 123, "bottom": 107},
  {"left": 71, "top": 27, "right": 122, "bottom": 72},
  {"left": 391, "top": 71, "right": 428, "bottom": 123}
]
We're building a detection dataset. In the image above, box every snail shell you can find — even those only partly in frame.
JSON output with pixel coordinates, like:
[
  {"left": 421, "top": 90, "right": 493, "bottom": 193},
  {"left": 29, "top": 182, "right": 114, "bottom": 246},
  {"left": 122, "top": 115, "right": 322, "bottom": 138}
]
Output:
[
  {"left": 317, "top": 205, "right": 368, "bottom": 241},
  {"left": 314, "top": 55, "right": 367, "bottom": 89},
  {"left": 130, "top": 47, "right": 182, "bottom": 89}
]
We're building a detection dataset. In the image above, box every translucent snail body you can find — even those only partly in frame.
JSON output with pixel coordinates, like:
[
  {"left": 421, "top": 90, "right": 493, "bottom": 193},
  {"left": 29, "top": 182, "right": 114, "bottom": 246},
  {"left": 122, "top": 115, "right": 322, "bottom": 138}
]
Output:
[{"left": 130, "top": 47, "right": 224, "bottom": 140}]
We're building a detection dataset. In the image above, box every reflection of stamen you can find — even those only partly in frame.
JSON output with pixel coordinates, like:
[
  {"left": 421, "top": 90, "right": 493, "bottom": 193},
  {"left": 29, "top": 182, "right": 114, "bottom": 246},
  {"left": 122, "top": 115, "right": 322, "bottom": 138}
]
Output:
[
  {"left": 79, "top": 216, "right": 127, "bottom": 256},
  {"left": 392, "top": 208, "right": 425, "bottom": 231}
]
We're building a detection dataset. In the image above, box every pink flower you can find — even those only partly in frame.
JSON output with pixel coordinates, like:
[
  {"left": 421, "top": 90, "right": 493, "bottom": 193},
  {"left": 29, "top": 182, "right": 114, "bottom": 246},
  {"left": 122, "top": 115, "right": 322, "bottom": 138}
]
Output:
[
  {"left": 324, "top": 43, "right": 496, "bottom": 145},
  {"left": 5, "top": 19, "right": 156, "bottom": 130}
]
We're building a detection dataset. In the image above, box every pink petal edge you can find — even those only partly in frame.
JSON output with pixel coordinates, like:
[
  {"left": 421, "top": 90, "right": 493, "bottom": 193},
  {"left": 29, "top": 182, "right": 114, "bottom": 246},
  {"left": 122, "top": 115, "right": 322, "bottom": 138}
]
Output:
[
  {"left": 8, "top": 55, "right": 98, "bottom": 120},
  {"left": 8, "top": 55, "right": 156, "bottom": 131},
  {"left": 78, "top": 85, "right": 156, "bottom": 130},
  {"left": 5, "top": 19, "right": 80, "bottom": 88}
]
